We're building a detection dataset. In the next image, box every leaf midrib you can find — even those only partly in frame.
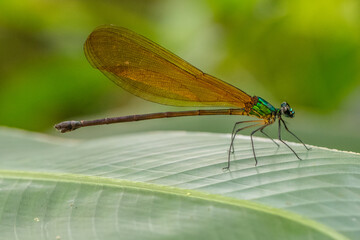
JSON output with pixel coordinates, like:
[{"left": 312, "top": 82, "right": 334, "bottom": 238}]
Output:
[{"left": 0, "top": 169, "right": 349, "bottom": 240}]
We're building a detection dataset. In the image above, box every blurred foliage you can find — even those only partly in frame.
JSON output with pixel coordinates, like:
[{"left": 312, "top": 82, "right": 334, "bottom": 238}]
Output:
[
  {"left": 207, "top": 0, "right": 360, "bottom": 110},
  {"left": 0, "top": 0, "right": 359, "bottom": 151}
]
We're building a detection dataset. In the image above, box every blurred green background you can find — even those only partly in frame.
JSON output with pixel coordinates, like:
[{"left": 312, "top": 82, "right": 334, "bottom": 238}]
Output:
[{"left": 0, "top": 0, "right": 359, "bottom": 152}]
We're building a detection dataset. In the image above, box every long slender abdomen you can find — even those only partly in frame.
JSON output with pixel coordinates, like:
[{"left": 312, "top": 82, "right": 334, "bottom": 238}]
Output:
[{"left": 54, "top": 108, "right": 248, "bottom": 133}]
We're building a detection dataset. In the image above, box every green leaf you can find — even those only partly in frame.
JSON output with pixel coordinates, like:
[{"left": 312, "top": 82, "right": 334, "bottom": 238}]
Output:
[{"left": 1, "top": 127, "right": 358, "bottom": 240}]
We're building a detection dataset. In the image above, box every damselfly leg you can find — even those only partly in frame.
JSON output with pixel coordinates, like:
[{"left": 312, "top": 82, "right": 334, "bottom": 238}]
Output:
[
  {"left": 250, "top": 124, "right": 272, "bottom": 166},
  {"left": 280, "top": 118, "right": 310, "bottom": 151},
  {"left": 278, "top": 118, "right": 302, "bottom": 160}
]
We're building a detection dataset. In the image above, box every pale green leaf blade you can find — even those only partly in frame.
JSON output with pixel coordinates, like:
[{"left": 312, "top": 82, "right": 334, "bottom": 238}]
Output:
[{"left": 1, "top": 127, "right": 358, "bottom": 239}]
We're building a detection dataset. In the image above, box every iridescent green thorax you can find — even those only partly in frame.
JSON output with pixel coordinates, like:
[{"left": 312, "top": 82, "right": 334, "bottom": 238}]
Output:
[{"left": 249, "top": 97, "right": 276, "bottom": 118}]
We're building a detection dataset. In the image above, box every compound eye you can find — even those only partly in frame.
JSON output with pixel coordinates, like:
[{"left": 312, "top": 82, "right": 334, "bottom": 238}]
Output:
[
  {"left": 287, "top": 106, "right": 295, "bottom": 118},
  {"left": 281, "top": 102, "right": 294, "bottom": 118}
]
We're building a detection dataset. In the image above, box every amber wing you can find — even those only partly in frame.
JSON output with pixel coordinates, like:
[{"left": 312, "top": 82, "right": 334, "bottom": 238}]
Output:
[{"left": 84, "top": 25, "right": 252, "bottom": 108}]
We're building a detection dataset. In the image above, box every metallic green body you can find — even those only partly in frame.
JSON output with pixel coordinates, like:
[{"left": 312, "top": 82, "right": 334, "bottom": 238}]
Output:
[{"left": 249, "top": 97, "right": 277, "bottom": 118}]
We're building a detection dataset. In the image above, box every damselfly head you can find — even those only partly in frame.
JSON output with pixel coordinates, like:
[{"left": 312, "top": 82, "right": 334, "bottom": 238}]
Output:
[{"left": 281, "top": 102, "right": 295, "bottom": 118}]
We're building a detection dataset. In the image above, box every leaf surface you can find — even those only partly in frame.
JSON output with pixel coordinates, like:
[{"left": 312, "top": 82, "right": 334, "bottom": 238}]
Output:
[{"left": 1, "top": 127, "right": 358, "bottom": 240}]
